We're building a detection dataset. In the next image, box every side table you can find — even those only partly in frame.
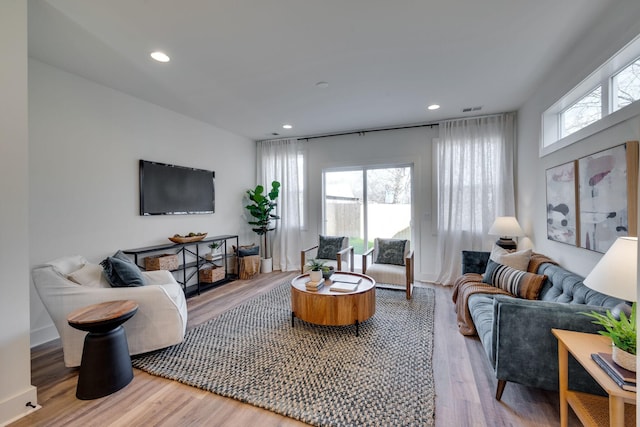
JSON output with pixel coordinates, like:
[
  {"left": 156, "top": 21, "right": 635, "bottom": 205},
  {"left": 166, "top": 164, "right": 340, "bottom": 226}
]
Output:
[
  {"left": 552, "top": 329, "right": 636, "bottom": 427},
  {"left": 67, "top": 300, "right": 138, "bottom": 400}
]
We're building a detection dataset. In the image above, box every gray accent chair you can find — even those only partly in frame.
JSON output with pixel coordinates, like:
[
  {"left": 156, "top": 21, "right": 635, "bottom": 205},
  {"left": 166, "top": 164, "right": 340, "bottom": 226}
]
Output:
[{"left": 460, "top": 251, "right": 627, "bottom": 400}]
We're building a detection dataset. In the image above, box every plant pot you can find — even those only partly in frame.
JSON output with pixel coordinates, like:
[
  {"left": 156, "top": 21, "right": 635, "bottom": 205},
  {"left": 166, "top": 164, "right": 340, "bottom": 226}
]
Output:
[
  {"left": 309, "top": 270, "right": 322, "bottom": 282},
  {"left": 260, "top": 257, "right": 273, "bottom": 273},
  {"left": 322, "top": 266, "right": 334, "bottom": 280},
  {"left": 612, "top": 345, "right": 636, "bottom": 372}
]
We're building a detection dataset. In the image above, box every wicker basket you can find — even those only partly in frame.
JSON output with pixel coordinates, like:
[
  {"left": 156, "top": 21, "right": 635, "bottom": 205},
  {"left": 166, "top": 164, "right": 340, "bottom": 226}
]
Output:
[
  {"left": 199, "top": 267, "right": 225, "bottom": 283},
  {"left": 144, "top": 254, "right": 179, "bottom": 271}
]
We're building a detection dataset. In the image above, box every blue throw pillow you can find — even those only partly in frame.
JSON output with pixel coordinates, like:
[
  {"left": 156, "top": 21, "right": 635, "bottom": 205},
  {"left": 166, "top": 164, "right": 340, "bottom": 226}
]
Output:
[
  {"left": 100, "top": 251, "right": 146, "bottom": 287},
  {"left": 238, "top": 245, "right": 260, "bottom": 257}
]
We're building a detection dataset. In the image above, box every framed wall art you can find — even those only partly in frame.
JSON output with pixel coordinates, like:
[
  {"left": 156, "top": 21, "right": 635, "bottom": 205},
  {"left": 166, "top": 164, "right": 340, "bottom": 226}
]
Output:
[
  {"left": 577, "top": 141, "right": 638, "bottom": 253},
  {"left": 546, "top": 161, "right": 578, "bottom": 246}
]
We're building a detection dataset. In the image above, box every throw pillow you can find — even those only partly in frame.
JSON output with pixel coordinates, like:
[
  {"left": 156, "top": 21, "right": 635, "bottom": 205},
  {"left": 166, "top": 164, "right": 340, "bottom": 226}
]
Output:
[
  {"left": 489, "top": 245, "right": 532, "bottom": 271},
  {"left": 482, "top": 260, "right": 547, "bottom": 300},
  {"left": 67, "top": 263, "right": 111, "bottom": 288},
  {"left": 375, "top": 238, "right": 408, "bottom": 266},
  {"left": 100, "top": 251, "right": 146, "bottom": 287},
  {"left": 316, "top": 235, "right": 345, "bottom": 260},
  {"left": 237, "top": 244, "right": 260, "bottom": 257}
]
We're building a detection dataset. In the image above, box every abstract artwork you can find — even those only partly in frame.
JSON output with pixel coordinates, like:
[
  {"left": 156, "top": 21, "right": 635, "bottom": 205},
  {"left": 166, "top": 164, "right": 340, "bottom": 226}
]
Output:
[
  {"left": 578, "top": 141, "right": 638, "bottom": 253},
  {"left": 546, "top": 161, "right": 577, "bottom": 245}
]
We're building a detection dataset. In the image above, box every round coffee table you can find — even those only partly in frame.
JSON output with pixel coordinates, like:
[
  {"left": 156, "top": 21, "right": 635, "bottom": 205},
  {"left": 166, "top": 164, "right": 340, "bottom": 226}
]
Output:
[
  {"left": 291, "top": 272, "right": 375, "bottom": 336},
  {"left": 67, "top": 300, "right": 138, "bottom": 400}
]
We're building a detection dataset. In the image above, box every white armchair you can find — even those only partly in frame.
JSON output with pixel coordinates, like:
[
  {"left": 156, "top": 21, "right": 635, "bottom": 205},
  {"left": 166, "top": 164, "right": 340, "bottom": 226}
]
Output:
[
  {"left": 300, "top": 235, "right": 354, "bottom": 274},
  {"left": 32, "top": 255, "right": 188, "bottom": 367},
  {"left": 362, "top": 238, "right": 414, "bottom": 299}
]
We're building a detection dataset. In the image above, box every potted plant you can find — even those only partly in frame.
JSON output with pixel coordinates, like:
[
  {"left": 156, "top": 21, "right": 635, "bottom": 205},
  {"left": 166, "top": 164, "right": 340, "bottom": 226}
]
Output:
[
  {"left": 306, "top": 259, "right": 326, "bottom": 282},
  {"left": 206, "top": 241, "right": 222, "bottom": 260},
  {"left": 245, "top": 181, "right": 281, "bottom": 273},
  {"left": 322, "top": 265, "right": 335, "bottom": 280},
  {"left": 583, "top": 303, "right": 637, "bottom": 371}
]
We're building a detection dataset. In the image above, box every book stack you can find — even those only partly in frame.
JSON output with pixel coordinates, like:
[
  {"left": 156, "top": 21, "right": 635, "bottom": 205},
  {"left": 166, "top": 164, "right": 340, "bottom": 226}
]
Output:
[
  {"left": 329, "top": 274, "right": 362, "bottom": 293},
  {"left": 591, "top": 352, "right": 636, "bottom": 392},
  {"left": 305, "top": 279, "right": 324, "bottom": 291}
]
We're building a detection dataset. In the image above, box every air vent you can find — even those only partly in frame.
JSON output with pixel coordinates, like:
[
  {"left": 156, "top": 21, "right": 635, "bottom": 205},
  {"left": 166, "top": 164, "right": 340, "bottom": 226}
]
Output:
[
  {"left": 462, "top": 106, "right": 483, "bottom": 113},
  {"left": 272, "top": 132, "right": 280, "bottom": 136}
]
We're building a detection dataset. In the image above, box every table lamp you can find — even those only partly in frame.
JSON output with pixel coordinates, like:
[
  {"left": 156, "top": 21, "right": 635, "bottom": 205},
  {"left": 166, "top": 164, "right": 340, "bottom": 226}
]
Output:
[
  {"left": 583, "top": 236, "right": 637, "bottom": 318},
  {"left": 488, "top": 216, "right": 525, "bottom": 250}
]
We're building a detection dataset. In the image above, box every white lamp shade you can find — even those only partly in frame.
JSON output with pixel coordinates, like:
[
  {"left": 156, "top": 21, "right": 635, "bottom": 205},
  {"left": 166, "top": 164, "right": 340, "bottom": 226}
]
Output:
[
  {"left": 583, "top": 236, "right": 637, "bottom": 302},
  {"left": 488, "top": 216, "right": 525, "bottom": 237}
]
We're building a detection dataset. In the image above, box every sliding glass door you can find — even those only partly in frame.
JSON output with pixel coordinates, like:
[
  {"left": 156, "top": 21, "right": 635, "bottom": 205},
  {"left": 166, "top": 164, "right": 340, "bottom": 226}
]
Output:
[{"left": 323, "top": 165, "right": 412, "bottom": 257}]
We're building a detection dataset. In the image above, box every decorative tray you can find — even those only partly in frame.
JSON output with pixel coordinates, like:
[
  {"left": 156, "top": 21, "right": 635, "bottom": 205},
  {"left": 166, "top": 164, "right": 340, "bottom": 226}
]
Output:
[{"left": 168, "top": 233, "right": 207, "bottom": 244}]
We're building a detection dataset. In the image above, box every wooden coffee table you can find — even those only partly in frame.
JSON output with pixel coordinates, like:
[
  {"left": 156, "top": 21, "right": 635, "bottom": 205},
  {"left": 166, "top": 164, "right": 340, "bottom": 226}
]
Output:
[{"left": 290, "top": 272, "right": 375, "bottom": 336}]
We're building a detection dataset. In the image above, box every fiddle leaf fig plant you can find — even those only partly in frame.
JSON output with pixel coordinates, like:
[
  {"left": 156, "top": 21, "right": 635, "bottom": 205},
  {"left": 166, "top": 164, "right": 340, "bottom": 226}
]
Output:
[
  {"left": 245, "top": 181, "right": 281, "bottom": 259},
  {"left": 582, "top": 303, "right": 636, "bottom": 355}
]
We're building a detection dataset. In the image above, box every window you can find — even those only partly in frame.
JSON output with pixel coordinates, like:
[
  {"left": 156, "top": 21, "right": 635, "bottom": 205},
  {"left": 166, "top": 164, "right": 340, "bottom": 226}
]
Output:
[
  {"left": 612, "top": 58, "right": 640, "bottom": 111},
  {"left": 541, "top": 33, "right": 640, "bottom": 156},
  {"left": 560, "top": 86, "right": 602, "bottom": 138},
  {"left": 323, "top": 165, "right": 412, "bottom": 256}
]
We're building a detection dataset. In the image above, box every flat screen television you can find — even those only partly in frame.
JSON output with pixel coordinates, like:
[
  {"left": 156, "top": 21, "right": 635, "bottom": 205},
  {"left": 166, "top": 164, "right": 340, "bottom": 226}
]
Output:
[{"left": 139, "top": 160, "right": 215, "bottom": 215}]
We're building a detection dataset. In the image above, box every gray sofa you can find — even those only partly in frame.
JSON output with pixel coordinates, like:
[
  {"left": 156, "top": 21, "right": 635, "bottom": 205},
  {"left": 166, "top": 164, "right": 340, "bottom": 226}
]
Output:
[{"left": 457, "top": 250, "right": 627, "bottom": 400}]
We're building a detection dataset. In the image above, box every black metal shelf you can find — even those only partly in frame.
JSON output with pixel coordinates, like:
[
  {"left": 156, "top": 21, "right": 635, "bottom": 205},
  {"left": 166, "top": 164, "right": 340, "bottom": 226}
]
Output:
[{"left": 123, "top": 234, "right": 239, "bottom": 297}]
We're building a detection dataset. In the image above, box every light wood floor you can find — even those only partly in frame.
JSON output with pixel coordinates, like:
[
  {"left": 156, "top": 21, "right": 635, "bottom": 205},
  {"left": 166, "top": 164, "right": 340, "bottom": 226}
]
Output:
[{"left": 12, "top": 272, "right": 580, "bottom": 426}]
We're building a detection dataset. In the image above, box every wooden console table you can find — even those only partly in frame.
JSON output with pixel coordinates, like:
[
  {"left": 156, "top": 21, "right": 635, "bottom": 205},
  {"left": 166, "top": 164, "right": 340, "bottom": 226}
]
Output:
[
  {"left": 123, "top": 234, "right": 238, "bottom": 297},
  {"left": 552, "top": 329, "right": 636, "bottom": 427}
]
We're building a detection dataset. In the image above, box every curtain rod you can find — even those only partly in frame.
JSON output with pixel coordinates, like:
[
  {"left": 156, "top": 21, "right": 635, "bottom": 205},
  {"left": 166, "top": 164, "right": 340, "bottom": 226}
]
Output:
[{"left": 296, "top": 122, "right": 438, "bottom": 141}]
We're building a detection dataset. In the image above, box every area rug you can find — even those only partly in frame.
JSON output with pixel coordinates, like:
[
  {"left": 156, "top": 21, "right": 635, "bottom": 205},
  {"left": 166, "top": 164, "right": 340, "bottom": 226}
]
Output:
[{"left": 132, "top": 282, "right": 436, "bottom": 427}]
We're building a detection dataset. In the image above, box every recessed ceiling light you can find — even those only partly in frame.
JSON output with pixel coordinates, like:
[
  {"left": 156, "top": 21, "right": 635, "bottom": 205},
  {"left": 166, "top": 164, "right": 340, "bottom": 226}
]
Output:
[
  {"left": 427, "top": 104, "right": 440, "bottom": 110},
  {"left": 150, "top": 51, "right": 170, "bottom": 63},
  {"left": 315, "top": 81, "right": 329, "bottom": 88},
  {"left": 282, "top": 124, "right": 293, "bottom": 129}
]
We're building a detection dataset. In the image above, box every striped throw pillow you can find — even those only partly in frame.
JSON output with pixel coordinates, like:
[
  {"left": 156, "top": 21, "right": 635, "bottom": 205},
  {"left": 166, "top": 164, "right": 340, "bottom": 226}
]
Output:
[{"left": 482, "top": 260, "right": 547, "bottom": 300}]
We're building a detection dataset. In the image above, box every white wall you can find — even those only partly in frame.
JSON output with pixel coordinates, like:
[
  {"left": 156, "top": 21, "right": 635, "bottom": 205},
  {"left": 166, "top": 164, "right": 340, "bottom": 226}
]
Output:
[
  {"left": 517, "top": 0, "right": 640, "bottom": 277},
  {"left": 0, "top": 1, "right": 38, "bottom": 424},
  {"left": 301, "top": 126, "right": 439, "bottom": 281},
  {"left": 28, "top": 59, "right": 256, "bottom": 346}
]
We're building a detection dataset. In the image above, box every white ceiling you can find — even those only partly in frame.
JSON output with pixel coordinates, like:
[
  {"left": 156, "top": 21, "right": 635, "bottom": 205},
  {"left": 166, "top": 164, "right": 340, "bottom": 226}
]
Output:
[{"left": 28, "top": 0, "right": 614, "bottom": 140}]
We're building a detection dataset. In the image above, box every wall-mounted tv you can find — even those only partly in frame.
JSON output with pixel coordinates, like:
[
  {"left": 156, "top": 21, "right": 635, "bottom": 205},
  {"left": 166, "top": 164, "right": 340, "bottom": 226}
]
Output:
[{"left": 139, "top": 160, "right": 215, "bottom": 215}]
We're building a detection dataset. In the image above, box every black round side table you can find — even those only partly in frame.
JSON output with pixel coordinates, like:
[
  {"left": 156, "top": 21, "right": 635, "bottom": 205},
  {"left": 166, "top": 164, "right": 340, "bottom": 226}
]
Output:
[{"left": 67, "top": 300, "right": 138, "bottom": 400}]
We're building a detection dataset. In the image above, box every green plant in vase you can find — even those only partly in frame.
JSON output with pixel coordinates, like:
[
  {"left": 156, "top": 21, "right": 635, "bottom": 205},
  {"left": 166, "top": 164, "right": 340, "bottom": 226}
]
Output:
[
  {"left": 206, "top": 241, "right": 222, "bottom": 260},
  {"left": 582, "top": 303, "right": 636, "bottom": 371},
  {"left": 306, "top": 258, "right": 326, "bottom": 282},
  {"left": 245, "top": 181, "right": 281, "bottom": 272}
]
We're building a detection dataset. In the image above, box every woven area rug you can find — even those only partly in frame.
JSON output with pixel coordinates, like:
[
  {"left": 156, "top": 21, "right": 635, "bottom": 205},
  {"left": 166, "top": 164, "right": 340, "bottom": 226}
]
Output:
[{"left": 132, "top": 282, "right": 436, "bottom": 427}]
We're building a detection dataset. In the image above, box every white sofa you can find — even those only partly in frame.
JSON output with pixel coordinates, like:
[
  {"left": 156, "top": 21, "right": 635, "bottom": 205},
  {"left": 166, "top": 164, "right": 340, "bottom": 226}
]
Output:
[{"left": 32, "top": 255, "right": 188, "bottom": 367}]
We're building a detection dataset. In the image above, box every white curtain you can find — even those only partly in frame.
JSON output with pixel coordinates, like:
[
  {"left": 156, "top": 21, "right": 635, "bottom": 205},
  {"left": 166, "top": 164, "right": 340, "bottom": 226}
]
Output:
[
  {"left": 434, "top": 113, "right": 516, "bottom": 285},
  {"left": 256, "top": 138, "right": 305, "bottom": 271}
]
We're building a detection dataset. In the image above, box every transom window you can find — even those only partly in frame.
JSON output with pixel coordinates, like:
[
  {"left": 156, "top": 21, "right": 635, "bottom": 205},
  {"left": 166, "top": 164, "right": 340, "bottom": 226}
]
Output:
[
  {"left": 541, "top": 33, "right": 640, "bottom": 156},
  {"left": 560, "top": 85, "right": 602, "bottom": 138},
  {"left": 612, "top": 58, "right": 640, "bottom": 111}
]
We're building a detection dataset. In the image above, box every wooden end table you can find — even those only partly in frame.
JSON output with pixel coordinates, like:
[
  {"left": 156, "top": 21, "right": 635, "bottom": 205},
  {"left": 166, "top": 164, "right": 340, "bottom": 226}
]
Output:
[
  {"left": 552, "top": 329, "right": 636, "bottom": 427},
  {"left": 67, "top": 300, "right": 138, "bottom": 400},
  {"left": 291, "top": 272, "right": 375, "bottom": 336}
]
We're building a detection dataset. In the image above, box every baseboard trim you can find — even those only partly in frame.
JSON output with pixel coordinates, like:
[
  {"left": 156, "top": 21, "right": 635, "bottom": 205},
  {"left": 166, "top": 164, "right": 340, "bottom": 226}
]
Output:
[
  {"left": 0, "top": 385, "right": 39, "bottom": 426},
  {"left": 30, "top": 324, "right": 58, "bottom": 348}
]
